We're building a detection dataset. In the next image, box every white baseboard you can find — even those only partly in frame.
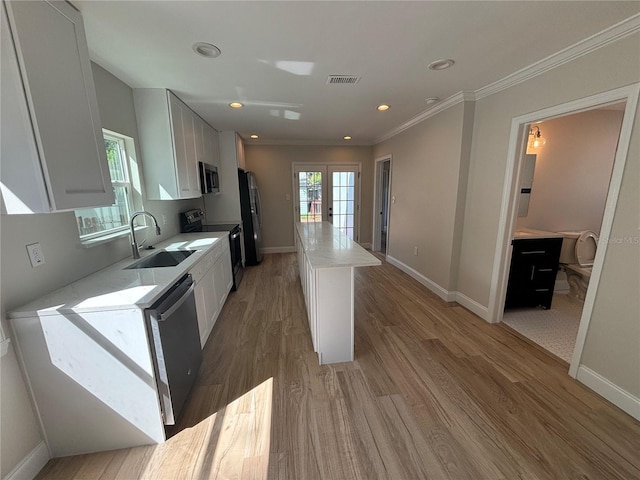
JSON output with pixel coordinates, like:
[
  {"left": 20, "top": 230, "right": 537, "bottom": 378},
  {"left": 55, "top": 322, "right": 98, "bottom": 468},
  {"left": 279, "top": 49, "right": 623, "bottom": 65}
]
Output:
[
  {"left": 5, "top": 441, "right": 50, "bottom": 480},
  {"left": 576, "top": 365, "right": 640, "bottom": 421},
  {"left": 386, "top": 256, "right": 456, "bottom": 302},
  {"left": 261, "top": 246, "right": 295, "bottom": 254},
  {"left": 453, "top": 291, "right": 490, "bottom": 321}
]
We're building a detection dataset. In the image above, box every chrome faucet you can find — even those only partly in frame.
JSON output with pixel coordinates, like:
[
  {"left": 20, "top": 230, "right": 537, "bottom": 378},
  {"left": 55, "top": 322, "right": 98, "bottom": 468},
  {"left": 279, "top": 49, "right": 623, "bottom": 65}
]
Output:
[{"left": 130, "top": 211, "right": 162, "bottom": 259}]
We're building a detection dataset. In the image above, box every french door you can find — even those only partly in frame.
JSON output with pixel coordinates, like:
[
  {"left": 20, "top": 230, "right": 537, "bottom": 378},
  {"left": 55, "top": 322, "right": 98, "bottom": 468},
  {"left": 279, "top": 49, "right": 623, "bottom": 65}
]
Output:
[{"left": 293, "top": 164, "right": 360, "bottom": 241}]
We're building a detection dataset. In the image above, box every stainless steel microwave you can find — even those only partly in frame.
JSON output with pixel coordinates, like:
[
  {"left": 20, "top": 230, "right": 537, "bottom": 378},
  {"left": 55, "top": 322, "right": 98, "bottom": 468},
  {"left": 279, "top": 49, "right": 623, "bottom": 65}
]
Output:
[{"left": 199, "top": 162, "right": 219, "bottom": 194}]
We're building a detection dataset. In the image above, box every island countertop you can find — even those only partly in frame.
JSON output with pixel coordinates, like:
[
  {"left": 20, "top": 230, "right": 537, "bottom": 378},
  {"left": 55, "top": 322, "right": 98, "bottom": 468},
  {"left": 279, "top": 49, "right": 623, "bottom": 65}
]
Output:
[{"left": 295, "top": 222, "right": 381, "bottom": 269}]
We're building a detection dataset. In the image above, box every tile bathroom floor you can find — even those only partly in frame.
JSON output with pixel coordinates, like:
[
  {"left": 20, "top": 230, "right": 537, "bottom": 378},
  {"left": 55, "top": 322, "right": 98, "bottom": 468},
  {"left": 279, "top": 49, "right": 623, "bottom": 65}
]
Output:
[{"left": 502, "top": 293, "right": 584, "bottom": 363}]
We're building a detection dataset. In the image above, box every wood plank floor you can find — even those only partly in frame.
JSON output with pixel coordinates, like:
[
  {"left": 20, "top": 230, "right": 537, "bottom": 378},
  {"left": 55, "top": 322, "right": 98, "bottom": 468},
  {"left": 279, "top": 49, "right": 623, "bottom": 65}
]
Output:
[{"left": 36, "top": 253, "right": 640, "bottom": 480}]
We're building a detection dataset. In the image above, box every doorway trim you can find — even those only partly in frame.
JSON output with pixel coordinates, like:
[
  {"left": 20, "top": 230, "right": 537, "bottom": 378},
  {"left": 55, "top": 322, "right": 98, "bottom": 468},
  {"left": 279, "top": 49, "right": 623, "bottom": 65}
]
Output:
[
  {"left": 488, "top": 83, "right": 640, "bottom": 378},
  {"left": 372, "top": 154, "right": 392, "bottom": 253}
]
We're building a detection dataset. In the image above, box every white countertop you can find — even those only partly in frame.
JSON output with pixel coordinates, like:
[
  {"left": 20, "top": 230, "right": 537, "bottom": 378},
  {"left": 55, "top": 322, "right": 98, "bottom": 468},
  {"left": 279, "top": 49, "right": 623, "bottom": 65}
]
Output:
[
  {"left": 514, "top": 228, "right": 564, "bottom": 240},
  {"left": 295, "top": 222, "right": 381, "bottom": 269},
  {"left": 8, "top": 233, "right": 228, "bottom": 319}
]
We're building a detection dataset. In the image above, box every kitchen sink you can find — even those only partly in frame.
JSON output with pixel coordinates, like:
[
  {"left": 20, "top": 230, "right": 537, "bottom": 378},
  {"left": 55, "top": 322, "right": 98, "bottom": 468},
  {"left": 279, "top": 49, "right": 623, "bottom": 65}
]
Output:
[{"left": 125, "top": 249, "right": 197, "bottom": 269}]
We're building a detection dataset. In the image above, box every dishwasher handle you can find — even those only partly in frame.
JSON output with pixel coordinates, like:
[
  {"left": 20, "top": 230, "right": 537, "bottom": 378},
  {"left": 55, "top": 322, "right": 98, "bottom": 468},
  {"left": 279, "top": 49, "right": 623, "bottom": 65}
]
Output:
[
  {"left": 149, "top": 274, "right": 195, "bottom": 321},
  {"left": 158, "top": 283, "right": 195, "bottom": 321}
]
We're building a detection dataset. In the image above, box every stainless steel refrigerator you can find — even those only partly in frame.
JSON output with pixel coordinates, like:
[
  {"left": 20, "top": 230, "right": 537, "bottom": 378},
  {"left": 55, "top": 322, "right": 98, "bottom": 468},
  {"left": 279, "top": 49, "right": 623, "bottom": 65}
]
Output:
[{"left": 238, "top": 169, "right": 263, "bottom": 265}]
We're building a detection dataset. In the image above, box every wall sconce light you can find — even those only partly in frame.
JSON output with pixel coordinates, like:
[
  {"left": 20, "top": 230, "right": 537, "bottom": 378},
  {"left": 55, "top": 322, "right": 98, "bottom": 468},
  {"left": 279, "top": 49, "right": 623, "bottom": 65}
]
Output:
[{"left": 528, "top": 125, "right": 546, "bottom": 149}]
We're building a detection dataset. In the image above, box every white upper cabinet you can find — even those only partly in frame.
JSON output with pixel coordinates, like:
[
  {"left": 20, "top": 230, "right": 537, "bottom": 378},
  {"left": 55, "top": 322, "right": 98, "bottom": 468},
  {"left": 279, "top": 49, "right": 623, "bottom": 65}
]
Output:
[
  {"left": 134, "top": 89, "right": 217, "bottom": 200},
  {"left": 1, "top": 1, "right": 114, "bottom": 214},
  {"left": 210, "top": 128, "right": 221, "bottom": 170},
  {"left": 194, "top": 114, "right": 220, "bottom": 170}
]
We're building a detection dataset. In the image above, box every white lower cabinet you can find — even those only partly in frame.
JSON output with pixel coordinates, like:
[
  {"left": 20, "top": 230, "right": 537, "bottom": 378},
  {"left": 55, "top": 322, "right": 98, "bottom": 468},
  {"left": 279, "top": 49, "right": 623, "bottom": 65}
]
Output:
[
  {"left": 213, "top": 240, "right": 233, "bottom": 311},
  {"left": 11, "top": 308, "right": 166, "bottom": 457},
  {"left": 191, "top": 237, "right": 232, "bottom": 348}
]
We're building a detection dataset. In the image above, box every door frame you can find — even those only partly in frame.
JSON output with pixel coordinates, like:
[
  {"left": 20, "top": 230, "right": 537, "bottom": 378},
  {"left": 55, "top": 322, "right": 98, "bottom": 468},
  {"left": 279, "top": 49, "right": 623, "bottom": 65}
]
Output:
[
  {"left": 487, "top": 83, "right": 640, "bottom": 378},
  {"left": 292, "top": 162, "right": 362, "bottom": 241},
  {"left": 372, "top": 154, "right": 392, "bottom": 253}
]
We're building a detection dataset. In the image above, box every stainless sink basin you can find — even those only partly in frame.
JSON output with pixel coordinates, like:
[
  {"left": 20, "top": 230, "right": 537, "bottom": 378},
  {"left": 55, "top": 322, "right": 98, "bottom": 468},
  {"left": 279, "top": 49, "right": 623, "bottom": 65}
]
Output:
[{"left": 125, "top": 250, "right": 197, "bottom": 269}]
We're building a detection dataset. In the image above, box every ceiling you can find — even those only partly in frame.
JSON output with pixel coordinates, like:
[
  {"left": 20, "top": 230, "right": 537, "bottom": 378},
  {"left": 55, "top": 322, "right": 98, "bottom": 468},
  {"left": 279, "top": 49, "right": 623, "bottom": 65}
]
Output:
[{"left": 76, "top": 1, "right": 639, "bottom": 146}]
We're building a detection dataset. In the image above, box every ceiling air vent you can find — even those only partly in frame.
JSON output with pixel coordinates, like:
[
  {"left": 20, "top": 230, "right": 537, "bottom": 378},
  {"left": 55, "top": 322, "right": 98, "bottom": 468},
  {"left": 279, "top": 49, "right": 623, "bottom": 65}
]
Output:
[{"left": 327, "top": 75, "right": 360, "bottom": 85}]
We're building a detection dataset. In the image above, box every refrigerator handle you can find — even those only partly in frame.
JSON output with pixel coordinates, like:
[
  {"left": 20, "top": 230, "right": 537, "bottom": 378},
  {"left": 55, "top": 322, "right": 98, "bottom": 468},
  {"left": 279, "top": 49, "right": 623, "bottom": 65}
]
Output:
[{"left": 254, "top": 186, "right": 263, "bottom": 229}]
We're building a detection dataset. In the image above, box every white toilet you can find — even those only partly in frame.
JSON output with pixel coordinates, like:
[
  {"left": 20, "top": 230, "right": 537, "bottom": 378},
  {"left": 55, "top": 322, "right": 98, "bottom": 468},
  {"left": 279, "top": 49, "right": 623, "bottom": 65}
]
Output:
[{"left": 557, "top": 230, "right": 598, "bottom": 301}]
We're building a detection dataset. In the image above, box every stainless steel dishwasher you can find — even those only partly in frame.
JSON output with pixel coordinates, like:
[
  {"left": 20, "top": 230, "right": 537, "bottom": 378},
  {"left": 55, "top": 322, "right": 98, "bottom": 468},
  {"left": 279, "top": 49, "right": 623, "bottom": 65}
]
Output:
[{"left": 145, "top": 274, "right": 202, "bottom": 425}]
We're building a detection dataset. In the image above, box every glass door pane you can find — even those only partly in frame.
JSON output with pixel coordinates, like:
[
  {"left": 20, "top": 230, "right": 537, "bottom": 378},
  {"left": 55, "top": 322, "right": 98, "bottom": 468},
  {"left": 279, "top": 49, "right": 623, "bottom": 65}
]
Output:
[
  {"left": 297, "top": 171, "right": 323, "bottom": 222},
  {"left": 329, "top": 167, "right": 358, "bottom": 240}
]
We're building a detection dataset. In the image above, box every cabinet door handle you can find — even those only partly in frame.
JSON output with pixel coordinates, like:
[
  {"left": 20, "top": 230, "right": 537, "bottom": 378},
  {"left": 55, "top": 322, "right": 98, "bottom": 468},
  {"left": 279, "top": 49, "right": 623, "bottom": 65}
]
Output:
[
  {"left": 538, "top": 268, "right": 553, "bottom": 272},
  {"left": 530, "top": 266, "right": 535, "bottom": 281},
  {"left": 535, "top": 288, "right": 550, "bottom": 292},
  {"left": 521, "top": 250, "right": 546, "bottom": 255}
]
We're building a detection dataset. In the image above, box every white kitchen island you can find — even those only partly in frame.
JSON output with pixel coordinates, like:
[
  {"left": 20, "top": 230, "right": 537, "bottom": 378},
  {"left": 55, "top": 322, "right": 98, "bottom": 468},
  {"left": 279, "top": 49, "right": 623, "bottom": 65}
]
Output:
[{"left": 295, "top": 222, "right": 381, "bottom": 365}]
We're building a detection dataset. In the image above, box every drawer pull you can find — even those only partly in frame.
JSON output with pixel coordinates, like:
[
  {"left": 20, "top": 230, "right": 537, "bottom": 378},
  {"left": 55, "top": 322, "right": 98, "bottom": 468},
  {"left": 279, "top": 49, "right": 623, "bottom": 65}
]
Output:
[
  {"left": 535, "top": 288, "right": 550, "bottom": 292},
  {"left": 538, "top": 268, "right": 553, "bottom": 272},
  {"left": 521, "top": 250, "right": 546, "bottom": 255}
]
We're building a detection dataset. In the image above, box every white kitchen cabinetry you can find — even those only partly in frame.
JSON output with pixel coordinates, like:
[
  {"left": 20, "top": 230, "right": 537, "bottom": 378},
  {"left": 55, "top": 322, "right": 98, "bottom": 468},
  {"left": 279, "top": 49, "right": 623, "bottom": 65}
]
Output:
[
  {"left": 203, "top": 131, "right": 243, "bottom": 224},
  {"left": 195, "top": 116, "right": 221, "bottom": 170},
  {"left": 190, "top": 235, "right": 232, "bottom": 348},
  {"left": 134, "top": 89, "right": 217, "bottom": 200},
  {"left": 0, "top": 0, "right": 114, "bottom": 214},
  {"left": 8, "top": 233, "right": 230, "bottom": 457},
  {"left": 213, "top": 239, "right": 233, "bottom": 311},
  {"left": 11, "top": 307, "right": 166, "bottom": 457}
]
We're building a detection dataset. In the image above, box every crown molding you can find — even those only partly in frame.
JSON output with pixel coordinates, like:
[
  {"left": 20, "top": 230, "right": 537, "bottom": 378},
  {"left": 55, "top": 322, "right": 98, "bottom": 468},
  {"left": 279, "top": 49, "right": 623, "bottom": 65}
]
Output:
[
  {"left": 374, "top": 91, "right": 475, "bottom": 144},
  {"left": 243, "top": 139, "right": 374, "bottom": 147},
  {"left": 475, "top": 13, "right": 640, "bottom": 101},
  {"left": 375, "top": 13, "right": 640, "bottom": 145}
]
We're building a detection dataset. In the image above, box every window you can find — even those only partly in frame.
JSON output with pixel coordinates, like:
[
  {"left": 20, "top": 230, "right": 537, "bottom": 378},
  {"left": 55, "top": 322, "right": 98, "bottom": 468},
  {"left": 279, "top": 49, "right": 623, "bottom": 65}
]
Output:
[{"left": 75, "top": 131, "right": 137, "bottom": 241}]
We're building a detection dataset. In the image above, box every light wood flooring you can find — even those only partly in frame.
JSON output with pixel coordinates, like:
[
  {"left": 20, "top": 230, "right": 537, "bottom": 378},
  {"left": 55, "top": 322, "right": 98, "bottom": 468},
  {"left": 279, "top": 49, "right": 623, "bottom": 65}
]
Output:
[{"left": 36, "top": 253, "right": 640, "bottom": 479}]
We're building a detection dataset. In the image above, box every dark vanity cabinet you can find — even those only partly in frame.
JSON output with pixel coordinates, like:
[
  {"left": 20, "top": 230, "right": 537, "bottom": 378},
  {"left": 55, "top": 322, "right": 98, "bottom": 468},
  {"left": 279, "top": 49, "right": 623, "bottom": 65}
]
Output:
[{"left": 505, "top": 237, "right": 563, "bottom": 309}]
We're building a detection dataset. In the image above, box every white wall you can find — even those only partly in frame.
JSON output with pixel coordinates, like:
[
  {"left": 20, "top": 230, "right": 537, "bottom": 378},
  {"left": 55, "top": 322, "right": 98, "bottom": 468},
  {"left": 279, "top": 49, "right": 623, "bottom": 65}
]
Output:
[
  {"left": 0, "top": 62, "right": 202, "bottom": 478},
  {"left": 365, "top": 32, "right": 639, "bottom": 403},
  {"left": 373, "top": 101, "right": 474, "bottom": 291},
  {"left": 517, "top": 109, "right": 624, "bottom": 234},
  {"left": 455, "top": 33, "right": 640, "bottom": 397}
]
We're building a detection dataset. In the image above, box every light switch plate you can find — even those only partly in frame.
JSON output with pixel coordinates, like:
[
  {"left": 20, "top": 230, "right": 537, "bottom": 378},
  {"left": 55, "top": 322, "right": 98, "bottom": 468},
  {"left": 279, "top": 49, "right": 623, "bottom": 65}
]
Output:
[{"left": 26, "top": 242, "right": 45, "bottom": 267}]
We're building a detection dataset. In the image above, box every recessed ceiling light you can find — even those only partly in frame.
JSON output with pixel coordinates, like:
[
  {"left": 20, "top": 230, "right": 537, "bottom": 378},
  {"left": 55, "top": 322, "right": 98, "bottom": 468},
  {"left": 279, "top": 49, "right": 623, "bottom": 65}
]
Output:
[
  {"left": 229, "top": 102, "right": 244, "bottom": 109},
  {"left": 250, "top": 134, "right": 259, "bottom": 139},
  {"left": 428, "top": 58, "right": 455, "bottom": 71},
  {"left": 425, "top": 97, "right": 440, "bottom": 105},
  {"left": 343, "top": 136, "right": 352, "bottom": 140},
  {"left": 377, "top": 104, "right": 390, "bottom": 111},
  {"left": 192, "top": 42, "right": 221, "bottom": 58}
]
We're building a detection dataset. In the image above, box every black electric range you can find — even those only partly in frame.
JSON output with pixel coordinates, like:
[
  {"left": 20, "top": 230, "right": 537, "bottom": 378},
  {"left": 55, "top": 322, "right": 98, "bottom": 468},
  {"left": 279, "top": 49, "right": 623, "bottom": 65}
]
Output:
[{"left": 179, "top": 210, "right": 243, "bottom": 290}]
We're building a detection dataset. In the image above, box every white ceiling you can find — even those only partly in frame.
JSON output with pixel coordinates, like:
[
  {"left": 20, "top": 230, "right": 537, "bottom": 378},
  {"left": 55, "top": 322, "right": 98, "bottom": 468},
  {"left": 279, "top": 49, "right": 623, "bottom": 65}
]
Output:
[{"left": 76, "top": 1, "right": 639, "bottom": 145}]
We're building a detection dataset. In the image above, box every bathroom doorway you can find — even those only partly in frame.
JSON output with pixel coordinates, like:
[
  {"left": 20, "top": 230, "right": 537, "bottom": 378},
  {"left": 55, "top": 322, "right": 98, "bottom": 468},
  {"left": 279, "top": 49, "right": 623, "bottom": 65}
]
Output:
[
  {"left": 373, "top": 155, "right": 392, "bottom": 254},
  {"left": 488, "top": 84, "right": 639, "bottom": 377},
  {"left": 502, "top": 105, "right": 625, "bottom": 363}
]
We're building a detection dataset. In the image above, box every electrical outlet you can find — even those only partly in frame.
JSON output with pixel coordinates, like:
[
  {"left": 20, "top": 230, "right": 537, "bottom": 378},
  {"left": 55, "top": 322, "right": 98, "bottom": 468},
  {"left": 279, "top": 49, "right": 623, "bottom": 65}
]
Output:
[
  {"left": 26, "top": 242, "right": 45, "bottom": 267},
  {"left": 285, "top": 193, "right": 291, "bottom": 201},
  {"left": 162, "top": 214, "right": 168, "bottom": 225},
  {"left": 413, "top": 246, "right": 419, "bottom": 256},
  {"left": 392, "top": 196, "right": 396, "bottom": 204}
]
